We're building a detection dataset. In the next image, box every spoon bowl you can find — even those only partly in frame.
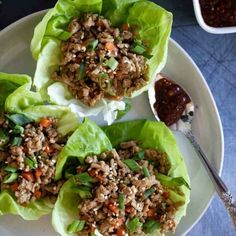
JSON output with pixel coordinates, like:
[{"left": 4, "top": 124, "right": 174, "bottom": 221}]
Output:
[{"left": 148, "top": 74, "right": 194, "bottom": 133}]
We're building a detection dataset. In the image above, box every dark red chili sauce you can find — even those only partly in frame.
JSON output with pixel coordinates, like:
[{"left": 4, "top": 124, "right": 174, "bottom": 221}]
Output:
[
  {"left": 200, "top": 0, "right": 236, "bottom": 27},
  {"left": 154, "top": 77, "right": 191, "bottom": 126}
]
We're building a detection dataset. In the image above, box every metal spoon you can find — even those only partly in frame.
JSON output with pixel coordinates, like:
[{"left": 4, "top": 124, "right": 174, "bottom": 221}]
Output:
[{"left": 148, "top": 74, "right": 236, "bottom": 228}]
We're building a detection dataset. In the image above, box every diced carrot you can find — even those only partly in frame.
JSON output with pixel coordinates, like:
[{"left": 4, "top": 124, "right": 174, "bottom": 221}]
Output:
[
  {"left": 96, "top": 172, "right": 104, "bottom": 182},
  {"left": 147, "top": 208, "right": 155, "bottom": 218},
  {"left": 117, "top": 228, "right": 126, "bottom": 236},
  {"left": 23, "top": 146, "right": 28, "bottom": 154},
  {"left": 44, "top": 144, "right": 54, "bottom": 154},
  {"left": 35, "top": 168, "right": 42, "bottom": 178},
  {"left": 88, "top": 168, "right": 97, "bottom": 177},
  {"left": 34, "top": 190, "right": 42, "bottom": 199},
  {"left": 11, "top": 182, "right": 19, "bottom": 192},
  {"left": 105, "top": 42, "right": 118, "bottom": 54},
  {"left": 88, "top": 169, "right": 104, "bottom": 181},
  {"left": 125, "top": 205, "right": 133, "bottom": 213},
  {"left": 22, "top": 171, "right": 35, "bottom": 182},
  {"left": 122, "top": 23, "right": 129, "bottom": 31},
  {"left": 163, "top": 191, "right": 169, "bottom": 199},
  {"left": 108, "top": 202, "right": 119, "bottom": 214},
  {"left": 40, "top": 118, "right": 52, "bottom": 128}
]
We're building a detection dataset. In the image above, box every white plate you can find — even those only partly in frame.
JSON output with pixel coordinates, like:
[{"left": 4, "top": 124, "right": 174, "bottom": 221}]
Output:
[{"left": 0, "top": 10, "right": 224, "bottom": 236}]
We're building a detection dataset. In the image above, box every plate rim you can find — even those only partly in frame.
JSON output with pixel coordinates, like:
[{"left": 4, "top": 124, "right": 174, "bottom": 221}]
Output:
[{"left": 0, "top": 9, "right": 224, "bottom": 236}]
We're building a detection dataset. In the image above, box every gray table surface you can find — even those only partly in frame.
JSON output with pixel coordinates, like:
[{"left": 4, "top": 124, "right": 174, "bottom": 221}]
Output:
[{"left": 0, "top": 0, "right": 236, "bottom": 235}]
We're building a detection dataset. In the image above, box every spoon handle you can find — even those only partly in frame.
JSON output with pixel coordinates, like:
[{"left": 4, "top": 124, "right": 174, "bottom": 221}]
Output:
[{"left": 186, "top": 131, "right": 236, "bottom": 228}]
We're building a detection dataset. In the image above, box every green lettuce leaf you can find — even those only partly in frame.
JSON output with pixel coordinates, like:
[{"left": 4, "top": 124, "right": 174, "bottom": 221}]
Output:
[
  {"left": 52, "top": 120, "right": 190, "bottom": 235},
  {"left": 103, "top": 120, "right": 190, "bottom": 224},
  {"left": 0, "top": 107, "right": 79, "bottom": 220},
  {"left": 102, "top": 0, "right": 143, "bottom": 25},
  {"left": 31, "top": 0, "right": 103, "bottom": 60},
  {"left": 31, "top": 0, "right": 172, "bottom": 123},
  {"left": 22, "top": 105, "right": 80, "bottom": 136},
  {"left": 52, "top": 118, "right": 113, "bottom": 235},
  {"left": 126, "top": 1, "right": 173, "bottom": 97},
  {"left": 0, "top": 72, "right": 43, "bottom": 114},
  {"left": 55, "top": 118, "right": 112, "bottom": 180},
  {"left": 0, "top": 72, "right": 82, "bottom": 220},
  {"left": 0, "top": 104, "right": 80, "bottom": 220},
  {"left": 52, "top": 177, "right": 81, "bottom": 236},
  {"left": 1, "top": 72, "right": 80, "bottom": 136},
  {"left": 0, "top": 191, "right": 53, "bottom": 220},
  {"left": 0, "top": 72, "right": 35, "bottom": 114}
]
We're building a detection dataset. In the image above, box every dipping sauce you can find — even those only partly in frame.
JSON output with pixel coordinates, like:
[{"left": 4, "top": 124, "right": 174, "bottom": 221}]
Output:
[
  {"left": 154, "top": 77, "right": 191, "bottom": 126},
  {"left": 200, "top": 0, "right": 236, "bottom": 27}
]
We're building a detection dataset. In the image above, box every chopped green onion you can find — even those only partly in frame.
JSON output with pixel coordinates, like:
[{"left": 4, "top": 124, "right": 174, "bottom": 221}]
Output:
[
  {"left": 143, "top": 219, "right": 160, "bottom": 234},
  {"left": 143, "top": 167, "right": 150, "bottom": 177},
  {"left": 0, "top": 128, "right": 9, "bottom": 145},
  {"left": 77, "top": 62, "right": 85, "bottom": 80},
  {"left": 106, "top": 80, "right": 116, "bottom": 96},
  {"left": 3, "top": 172, "right": 18, "bottom": 184},
  {"left": 143, "top": 52, "right": 153, "bottom": 59},
  {"left": 13, "top": 125, "right": 24, "bottom": 134},
  {"left": 105, "top": 57, "right": 119, "bottom": 70},
  {"left": 144, "top": 188, "right": 155, "bottom": 199},
  {"left": 126, "top": 217, "right": 142, "bottom": 233},
  {"left": 99, "top": 72, "right": 109, "bottom": 79},
  {"left": 118, "top": 193, "right": 125, "bottom": 210},
  {"left": 131, "top": 40, "right": 146, "bottom": 55},
  {"left": 4, "top": 166, "right": 17, "bottom": 173},
  {"left": 133, "top": 150, "right": 145, "bottom": 161},
  {"left": 98, "top": 72, "right": 109, "bottom": 89},
  {"left": 6, "top": 114, "right": 33, "bottom": 126},
  {"left": 11, "top": 137, "right": 22, "bottom": 146},
  {"left": 116, "top": 36, "right": 123, "bottom": 42},
  {"left": 73, "top": 186, "right": 92, "bottom": 199},
  {"left": 25, "top": 157, "right": 37, "bottom": 169},
  {"left": 148, "top": 159, "right": 159, "bottom": 167},
  {"left": 123, "top": 159, "right": 141, "bottom": 172},
  {"left": 131, "top": 44, "right": 146, "bottom": 54},
  {"left": 87, "top": 39, "right": 99, "bottom": 50},
  {"left": 75, "top": 173, "right": 94, "bottom": 187},
  {"left": 156, "top": 173, "right": 191, "bottom": 190},
  {"left": 67, "top": 220, "right": 85, "bottom": 234}
]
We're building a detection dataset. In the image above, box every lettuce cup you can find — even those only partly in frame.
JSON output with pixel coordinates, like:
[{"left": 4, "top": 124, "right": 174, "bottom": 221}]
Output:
[
  {"left": 52, "top": 120, "right": 190, "bottom": 236},
  {"left": 31, "top": 0, "right": 172, "bottom": 124},
  {"left": 0, "top": 72, "right": 81, "bottom": 220}
]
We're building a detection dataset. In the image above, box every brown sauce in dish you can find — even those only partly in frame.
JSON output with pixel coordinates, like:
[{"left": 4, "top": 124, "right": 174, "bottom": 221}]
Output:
[
  {"left": 200, "top": 0, "right": 236, "bottom": 27},
  {"left": 154, "top": 77, "right": 191, "bottom": 126}
]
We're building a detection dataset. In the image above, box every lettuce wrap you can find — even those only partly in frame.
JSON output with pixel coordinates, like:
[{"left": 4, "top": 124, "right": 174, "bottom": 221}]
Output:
[
  {"left": 31, "top": 0, "right": 172, "bottom": 124},
  {"left": 0, "top": 72, "right": 84, "bottom": 220},
  {"left": 51, "top": 120, "right": 190, "bottom": 236}
]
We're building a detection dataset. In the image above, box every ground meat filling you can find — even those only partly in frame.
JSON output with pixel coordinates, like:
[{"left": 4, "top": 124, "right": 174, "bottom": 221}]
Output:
[
  {"left": 52, "top": 13, "right": 148, "bottom": 107},
  {"left": 74, "top": 141, "right": 181, "bottom": 235},
  {"left": 0, "top": 115, "right": 66, "bottom": 205}
]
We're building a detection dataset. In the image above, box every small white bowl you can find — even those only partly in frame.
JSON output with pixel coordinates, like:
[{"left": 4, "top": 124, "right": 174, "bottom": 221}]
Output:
[{"left": 193, "top": 0, "right": 236, "bottom": 34}]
